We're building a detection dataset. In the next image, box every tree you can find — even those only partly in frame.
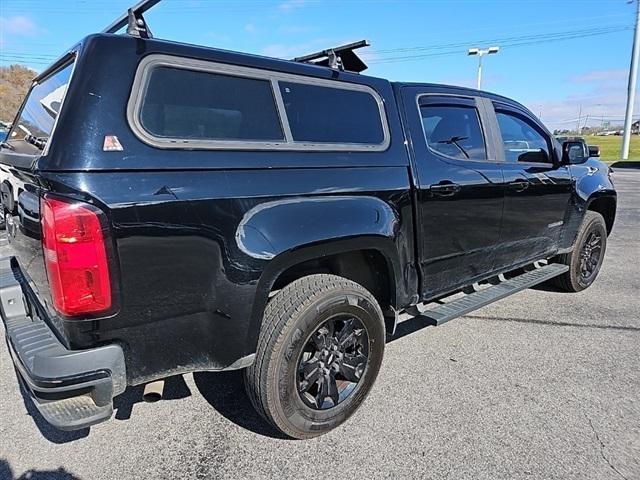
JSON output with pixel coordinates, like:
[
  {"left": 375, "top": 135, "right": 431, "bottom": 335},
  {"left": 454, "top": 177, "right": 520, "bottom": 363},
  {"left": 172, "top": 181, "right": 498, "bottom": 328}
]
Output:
[{"left": 0, "top": 64, "right": 37, "bottom": 123}]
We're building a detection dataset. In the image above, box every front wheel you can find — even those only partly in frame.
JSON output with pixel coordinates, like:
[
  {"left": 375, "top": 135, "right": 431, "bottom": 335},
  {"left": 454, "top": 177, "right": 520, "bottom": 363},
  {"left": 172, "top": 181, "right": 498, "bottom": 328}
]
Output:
[
  {"left": 551, "top": 211, "right": 607, "bottom": 292},
  {"left": 244, "top": 274, "right": 385, "bottom": 439}
]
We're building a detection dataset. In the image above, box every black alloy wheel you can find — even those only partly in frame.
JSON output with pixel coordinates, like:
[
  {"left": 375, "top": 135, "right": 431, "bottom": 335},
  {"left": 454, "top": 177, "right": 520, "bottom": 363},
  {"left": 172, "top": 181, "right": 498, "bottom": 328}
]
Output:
[
  {"left": 579, "top": 230, "right": 603, "bottom": 282},
  {"left": 297, "top": 315, "right": 369, "bottom": 410},
  {"left": 244, "top": 274, "right": 385, "bottom": 439},
  {"left": 550, "top": 211, "right": 607, "bottom": 292}
]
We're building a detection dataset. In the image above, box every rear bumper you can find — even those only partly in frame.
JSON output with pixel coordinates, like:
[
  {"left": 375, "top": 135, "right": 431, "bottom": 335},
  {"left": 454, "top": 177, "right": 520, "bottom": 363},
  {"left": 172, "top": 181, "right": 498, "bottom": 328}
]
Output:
[{"left": 0, "top": 257, "right": 126, "bottom": 430}]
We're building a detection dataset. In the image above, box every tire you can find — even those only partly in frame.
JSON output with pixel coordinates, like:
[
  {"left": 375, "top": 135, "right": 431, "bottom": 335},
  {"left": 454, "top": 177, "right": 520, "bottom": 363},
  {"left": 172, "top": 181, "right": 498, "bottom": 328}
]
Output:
[
  {"left": 244, "top": 274, "right": 385, "bottom": 439},
  {"left": 551, "top": 211, "right": 607, "bottom": 292}
]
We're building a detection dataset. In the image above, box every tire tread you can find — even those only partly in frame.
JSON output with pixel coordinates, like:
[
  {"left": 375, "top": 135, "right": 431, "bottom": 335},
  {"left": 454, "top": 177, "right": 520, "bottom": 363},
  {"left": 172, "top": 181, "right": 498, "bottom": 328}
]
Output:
[{"left": 244, "top": 274, "right": 381, "bottom": 437}]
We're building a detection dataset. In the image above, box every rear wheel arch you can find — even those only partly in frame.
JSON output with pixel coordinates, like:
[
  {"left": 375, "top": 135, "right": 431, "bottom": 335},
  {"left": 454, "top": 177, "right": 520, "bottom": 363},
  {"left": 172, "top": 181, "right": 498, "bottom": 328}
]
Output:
[
  {"left": 273, "top": 248, "right": 395, "bottom": 313},
  {"left": 246, "top": 238, "right": 401, "bottom": 352}
]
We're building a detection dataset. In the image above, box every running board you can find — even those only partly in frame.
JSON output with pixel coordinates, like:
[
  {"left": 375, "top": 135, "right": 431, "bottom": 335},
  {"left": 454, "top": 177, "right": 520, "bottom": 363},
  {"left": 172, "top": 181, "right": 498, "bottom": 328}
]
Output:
[{"left": 410, "top": 263, "right": 569, "bottom": 327}]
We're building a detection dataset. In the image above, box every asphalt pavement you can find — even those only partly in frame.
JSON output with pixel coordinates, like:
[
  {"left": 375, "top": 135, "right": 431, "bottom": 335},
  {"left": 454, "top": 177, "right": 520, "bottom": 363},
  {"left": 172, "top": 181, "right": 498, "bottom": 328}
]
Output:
[{"left": 0, "top": 169, "right": 638, "bottom": 480}]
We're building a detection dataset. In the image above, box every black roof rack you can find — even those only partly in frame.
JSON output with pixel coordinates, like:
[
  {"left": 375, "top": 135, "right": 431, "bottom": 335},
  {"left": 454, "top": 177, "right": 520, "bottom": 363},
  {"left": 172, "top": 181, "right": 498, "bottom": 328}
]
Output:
[
  {"left": 102, "top": 0, "right": 160, "bottom": 38},
  {"left": 293, "top": 40, "right": 371, "bottom": 73},
  {"left": 102, "top": 2, "right": 371, "bottom": 73}
]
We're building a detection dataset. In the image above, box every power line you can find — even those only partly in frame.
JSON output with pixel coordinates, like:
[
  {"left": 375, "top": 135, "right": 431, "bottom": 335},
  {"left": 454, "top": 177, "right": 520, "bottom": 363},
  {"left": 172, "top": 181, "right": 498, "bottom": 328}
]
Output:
[
  {"left": 365, "top": 24, "right": 629, "bottom": 55},
  {"left": 0, "top": 53, "right": 59, "bottom": 60},
  {"left": 367, "top": 25, "right": 632, "bottom": 64}
]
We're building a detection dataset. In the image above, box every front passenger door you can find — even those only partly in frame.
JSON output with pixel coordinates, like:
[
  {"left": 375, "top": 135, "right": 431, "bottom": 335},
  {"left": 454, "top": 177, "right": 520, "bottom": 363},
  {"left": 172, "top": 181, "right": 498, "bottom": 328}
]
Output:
[{"left": 494, "top": 104, "right": 573, "bottom": 268}]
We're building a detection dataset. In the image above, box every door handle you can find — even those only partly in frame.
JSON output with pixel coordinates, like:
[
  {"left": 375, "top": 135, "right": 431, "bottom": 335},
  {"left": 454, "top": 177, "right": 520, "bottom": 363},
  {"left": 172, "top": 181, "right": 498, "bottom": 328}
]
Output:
[
  {"left": 429, "top": 183, "right": 461, "bottom": 197},
  {"left": 508, "top": 180, "right": 530, "bottom": 192}
]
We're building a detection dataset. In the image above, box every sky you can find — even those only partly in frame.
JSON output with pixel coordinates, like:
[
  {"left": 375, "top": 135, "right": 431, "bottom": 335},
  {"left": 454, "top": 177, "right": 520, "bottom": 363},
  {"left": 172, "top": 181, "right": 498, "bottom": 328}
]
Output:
[{"left": 0, "top": 0, "right": 637, "bottom": 130}]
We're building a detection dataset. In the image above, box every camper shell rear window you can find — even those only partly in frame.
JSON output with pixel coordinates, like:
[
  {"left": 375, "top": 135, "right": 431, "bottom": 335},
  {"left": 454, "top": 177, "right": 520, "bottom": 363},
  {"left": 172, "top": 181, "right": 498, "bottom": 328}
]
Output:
[
  {"left": 128, "top": 54, "right": 390, "bottom": 151},
  {"left": 6, "top": 60, "right": 74, "bottom": 155}
]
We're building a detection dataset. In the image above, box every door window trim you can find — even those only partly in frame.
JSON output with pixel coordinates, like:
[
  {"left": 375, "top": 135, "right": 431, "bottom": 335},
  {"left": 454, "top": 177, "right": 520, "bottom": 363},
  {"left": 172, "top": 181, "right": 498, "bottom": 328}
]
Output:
[
  {"left": 127, "top": 54, "right": 391, "bottom": 151},
  {"left": 493, "top": 103, "right": 555, "bottom": 165},
  {"left": 415, "top": 93, "right": 501, "bottom": 164}
]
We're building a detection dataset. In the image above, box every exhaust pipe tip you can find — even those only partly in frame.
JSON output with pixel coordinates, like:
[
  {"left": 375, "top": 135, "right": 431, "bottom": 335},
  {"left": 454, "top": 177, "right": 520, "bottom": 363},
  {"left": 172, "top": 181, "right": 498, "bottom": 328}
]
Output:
[{"left": 142, "top": 379, "right": 165, "bottom": 403}]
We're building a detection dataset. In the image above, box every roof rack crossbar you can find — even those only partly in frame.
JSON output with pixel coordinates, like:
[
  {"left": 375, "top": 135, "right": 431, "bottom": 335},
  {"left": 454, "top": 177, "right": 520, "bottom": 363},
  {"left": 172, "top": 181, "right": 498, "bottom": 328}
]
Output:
[
  {"left": 102, "top": 0, "right": 161, "bottom": 36},
  {"left": 293, "top": 40, "right": 371, "bottom": 73}
]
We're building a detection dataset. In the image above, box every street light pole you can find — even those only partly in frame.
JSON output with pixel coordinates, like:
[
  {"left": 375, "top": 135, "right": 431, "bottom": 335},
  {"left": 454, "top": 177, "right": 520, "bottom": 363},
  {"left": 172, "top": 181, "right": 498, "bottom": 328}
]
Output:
[
  {"left": 468, "top": 46, "right": 499, "bottom": 90},
  {"left": 622, "top": 0, "right": 640, "bottom": 160}
]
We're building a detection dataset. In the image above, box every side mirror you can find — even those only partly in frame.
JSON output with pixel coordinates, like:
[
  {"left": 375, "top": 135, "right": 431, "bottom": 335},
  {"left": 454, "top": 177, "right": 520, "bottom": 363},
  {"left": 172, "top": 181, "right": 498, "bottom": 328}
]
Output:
[
  {"left": 561, "top": 141, "right": 587, "bottom": 165},
  {"left": 518, "top": 149, "right": 550, "bottom": 163},
  {"left": 588, "top": 145, "right": 600, "bottom": 157}
]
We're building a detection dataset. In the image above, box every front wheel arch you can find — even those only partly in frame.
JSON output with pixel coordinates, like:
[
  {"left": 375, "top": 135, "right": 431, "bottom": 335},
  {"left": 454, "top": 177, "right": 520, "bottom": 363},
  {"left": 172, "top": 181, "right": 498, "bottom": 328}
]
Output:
[{"left": 586, "top": 195, "right": 616, "bottom": 235}]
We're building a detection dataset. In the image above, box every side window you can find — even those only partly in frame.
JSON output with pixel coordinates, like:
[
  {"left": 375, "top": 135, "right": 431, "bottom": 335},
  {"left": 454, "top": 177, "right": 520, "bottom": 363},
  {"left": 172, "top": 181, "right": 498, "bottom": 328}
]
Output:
[
  {"left": 496, "top": 111, "right": 551, "bottom": 163},
  {"left": 278, "top": 81, "right": 385, "bottom": 145},
  {"left": 140, "top": 66, "right": 284, "bottom": 142},
  {"left": 420, "top": 104, "right": 486, "bottom": 161},
  {"left": 131, "top": 57, "right": 390, "bottom": 151}
]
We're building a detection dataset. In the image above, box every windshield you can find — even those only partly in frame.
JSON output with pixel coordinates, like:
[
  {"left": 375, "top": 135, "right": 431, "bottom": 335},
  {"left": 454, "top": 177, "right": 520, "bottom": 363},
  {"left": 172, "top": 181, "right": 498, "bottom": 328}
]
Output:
[{"left": 5, "top": 60, "right": 74, "bottom": 155}]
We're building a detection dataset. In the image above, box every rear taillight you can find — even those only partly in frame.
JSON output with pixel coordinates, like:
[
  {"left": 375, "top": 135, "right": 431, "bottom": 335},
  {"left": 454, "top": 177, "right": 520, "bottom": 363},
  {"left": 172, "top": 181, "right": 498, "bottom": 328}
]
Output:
[{"left": 41, "top": 196, "right": 112, "bottom": 316}]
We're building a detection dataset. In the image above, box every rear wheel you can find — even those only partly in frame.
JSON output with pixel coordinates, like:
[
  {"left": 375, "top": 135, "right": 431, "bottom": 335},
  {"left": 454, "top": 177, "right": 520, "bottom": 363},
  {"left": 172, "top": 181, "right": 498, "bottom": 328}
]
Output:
[
  {"left": 551, "top": 211, "right": 607, "bottom": 292},
  {"left": 244, "top": 274, "right": 385, "bottom": 439}
]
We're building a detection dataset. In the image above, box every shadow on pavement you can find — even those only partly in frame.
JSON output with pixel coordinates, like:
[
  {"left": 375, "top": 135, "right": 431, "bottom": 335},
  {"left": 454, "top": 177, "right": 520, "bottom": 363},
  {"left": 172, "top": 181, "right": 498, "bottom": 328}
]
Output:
[
  {"left": 530, "top": 282, "right": 566, "bottom": 293},
  {"left": 113, "top": 374, "right": 191, "bottom": 421},
  {"left": 386, "top": 315, "right": 436, "bottom": 343},
  {"left": 464, "top": 314, "right": 640, "bottom": 332},
  {"left": 193, "top": 370, "right": 289, "bottom": 440},
  {"left": 0, "top": 459, "right": 81, "bottom": 480}
]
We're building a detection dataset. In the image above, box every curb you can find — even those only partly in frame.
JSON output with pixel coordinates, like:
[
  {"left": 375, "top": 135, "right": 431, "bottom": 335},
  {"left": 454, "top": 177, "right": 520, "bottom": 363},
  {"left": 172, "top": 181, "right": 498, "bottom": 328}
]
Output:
[{"left": 610, "top": 161, "right": 640, "bottom": 169}]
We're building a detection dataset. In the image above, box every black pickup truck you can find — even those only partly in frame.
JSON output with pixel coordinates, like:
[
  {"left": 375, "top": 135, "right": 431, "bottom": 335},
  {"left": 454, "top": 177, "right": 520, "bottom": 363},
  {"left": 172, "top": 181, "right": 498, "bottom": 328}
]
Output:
[{"left": 0, "top": 14, "right": 616, "bottom": 439}]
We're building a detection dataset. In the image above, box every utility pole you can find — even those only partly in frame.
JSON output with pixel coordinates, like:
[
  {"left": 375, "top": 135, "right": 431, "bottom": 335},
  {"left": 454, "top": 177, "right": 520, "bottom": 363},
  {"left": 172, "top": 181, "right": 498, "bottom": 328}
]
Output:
[
  {"left": 468, "top": 46, "right": 499, "bottom": 90},
  {"left": 596, "top": 104, "right": 604, "bottom": 130},
  {"left": 622, "top": 0, "right": 640, "bottom": 160},
  {"left": 584, "top": 114, "right": 590, "bottom": 134},
  {"left": 577, "top": 105, "right": 582, "bottom": 135}
]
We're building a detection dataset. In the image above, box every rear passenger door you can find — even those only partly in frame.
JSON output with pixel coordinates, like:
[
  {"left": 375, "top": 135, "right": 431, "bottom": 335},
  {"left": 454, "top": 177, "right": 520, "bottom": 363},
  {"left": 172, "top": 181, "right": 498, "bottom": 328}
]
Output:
[
  {"left": 401, "top": 88, "right": 505, "bottom": 300},
  {"left": 492, "top": 103, "right": 573, "bottom": 267}
]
